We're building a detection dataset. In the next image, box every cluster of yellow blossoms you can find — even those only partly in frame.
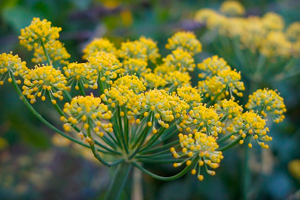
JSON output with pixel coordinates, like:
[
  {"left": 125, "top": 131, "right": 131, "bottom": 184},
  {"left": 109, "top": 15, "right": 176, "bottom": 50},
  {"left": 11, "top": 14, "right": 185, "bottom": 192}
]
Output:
[
  {"left": 194, "top": 1, "right": 300, "bottom": 59},
  {"left": 171, "top": 132, "right": 223, "bottom": 181},
  {"left": 0, "top": 17, "right": 287, "bottom": 183},
  {"left": 0, "top": 53, "right": 28, "bottom": 85},
  {"left": 62, "top": 94, "right": 112, "bottom": 136},
  {"left": 19, "top": 18, "right": 70, "bottom": 65}
]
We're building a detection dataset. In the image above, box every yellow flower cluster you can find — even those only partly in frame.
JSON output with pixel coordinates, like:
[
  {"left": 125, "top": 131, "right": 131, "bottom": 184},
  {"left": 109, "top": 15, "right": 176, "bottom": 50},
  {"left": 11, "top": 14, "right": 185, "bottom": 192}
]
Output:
[
  {"left": 198, "top": 56, "right": 229, "bottom": 78},
  {"left": 126, "top": 89, "right": 189, "bottom": 129},
  {"left": 227, "top": 111, "right": 271, "bottom": 148},
  {"left": 142, "top": 73, "right": 167, "bottom": 88},
  {"left": 63, "top": 62, "right": 98, "bottom": 90},
  {"left": 163, "top": 49, "right": 196, "bottom": 72},
  {"left": 194, "top": 5, "right": 299, "bottom": 58},
  {"left": 177, "top": 86, "right": 202, "bottom": 107},
  {"left": 88, "top": 51, "right": 123, "bottom": 85},
  {"left": 217, "top": 69, "right": 244, "bottom": 97},
  {"left": 195, "top": 9, "right": 218, "bottom": 24},
  {"left": 220, "top": 1, "right": 245, "bottom": 16},
  {"left": 19, "top": 18, "right": 61, "bottom": 50},
  {"left": 0, "top": 53, "right": 28, "bottom": 85},
  {"left": 19, "top": 18, "right": 69, "bottom": 65},
  {"left": 32, "top": 40, "right": 70, "bottom": 65},
  {"left": 139, "top": 36, "right": 160, "bottom": 63},
  {"left": 198, "top": 60, "right": 244, "bottom": 100},
  {"left": 82, "top": 38, "right": 117, "bottom": 60},
  {"left": 118, "top": 40, "right": 147, "bottom": 61},
  {"left": 22, "top": 65, "right": 67, "bottom": 104},
  {"left": 171, "top": 132, "right": 223, "bottom": 181},
  {"left": 178, "top": 105, "right": 222, "bottom": 137},
  {"left": 286, "top": 22, "right": 300, "bottom": 42},
  {"left": 2, "top": 17, "right": 288, "bottom": 183},
  {"left": 101, "top": 75, "right": 145, "bottom": 106},
  {"left": 164, "top": 71, "right": 191, "bottom": 90},
  {"left": 215, "top": 99, "right": 243, "bottom": 120},
  {"left": 112, "top": 75, "right": 146, "bottom": 93},
  {"left": 260, "top": 32, "right": 292, "bottom": 58},
  {"left": 245, "top": 89, "right": 286, "bottom": 123},
  {"left": 62, "top": 94, "right": 112, "bottom": 135},
  {"left": 165, "top": 32, "right": 202, "bottom": 55},
  {"left": 262, "top": 12, "right": 285, "bottom": 32},
  {"left": 123, "top": 58, "right": 149, "bottom": 75}
]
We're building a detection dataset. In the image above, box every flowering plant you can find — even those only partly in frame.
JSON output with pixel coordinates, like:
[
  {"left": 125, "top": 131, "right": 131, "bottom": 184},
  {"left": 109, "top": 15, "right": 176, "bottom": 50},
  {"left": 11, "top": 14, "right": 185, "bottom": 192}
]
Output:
[
  {"left": 0, "top": 18, "right": 286, "bottom": 199},
  {"left": 194, "top": 1, "right": 300, "bottom": 85}
]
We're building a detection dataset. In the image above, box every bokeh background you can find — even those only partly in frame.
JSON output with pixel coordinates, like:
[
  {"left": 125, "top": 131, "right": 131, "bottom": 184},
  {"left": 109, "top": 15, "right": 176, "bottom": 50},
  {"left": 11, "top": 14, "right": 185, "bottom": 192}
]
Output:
[{"left": 0, "top": 0, "right": 300, "bottom": 199}]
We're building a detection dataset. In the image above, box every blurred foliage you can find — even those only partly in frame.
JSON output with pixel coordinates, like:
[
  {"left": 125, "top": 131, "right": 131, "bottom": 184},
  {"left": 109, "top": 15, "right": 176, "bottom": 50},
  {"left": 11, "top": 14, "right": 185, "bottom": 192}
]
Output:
[{"left": 0, "top": 0, "right": 300, "bottom": 199}]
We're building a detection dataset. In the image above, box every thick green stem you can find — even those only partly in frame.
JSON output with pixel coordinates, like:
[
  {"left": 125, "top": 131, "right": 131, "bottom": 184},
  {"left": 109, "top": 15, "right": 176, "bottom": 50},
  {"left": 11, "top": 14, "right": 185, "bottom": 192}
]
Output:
[{"left": 105, "top": 162, "right": 132, "bottom": 200}]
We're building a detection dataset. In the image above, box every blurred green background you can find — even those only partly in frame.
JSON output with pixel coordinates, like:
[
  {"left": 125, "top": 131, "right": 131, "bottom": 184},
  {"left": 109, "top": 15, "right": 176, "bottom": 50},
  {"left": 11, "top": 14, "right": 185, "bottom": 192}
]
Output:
[{"left": 0, "top": 0, "right": 300, "bottom": 199}]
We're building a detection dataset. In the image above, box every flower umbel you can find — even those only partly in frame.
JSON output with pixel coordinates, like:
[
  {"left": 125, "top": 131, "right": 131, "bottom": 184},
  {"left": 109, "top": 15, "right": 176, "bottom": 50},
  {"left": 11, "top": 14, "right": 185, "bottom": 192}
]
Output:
[
  {"left": 171, "top": 132, "right": 223, "bottom": 181},
  {"left": 22, "top": 65, "right": 67, "bottom": 104}
]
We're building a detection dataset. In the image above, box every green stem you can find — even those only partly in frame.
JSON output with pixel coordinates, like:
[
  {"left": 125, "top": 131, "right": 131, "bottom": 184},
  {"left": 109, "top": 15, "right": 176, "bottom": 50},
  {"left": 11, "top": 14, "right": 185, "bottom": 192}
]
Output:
[
  {"left": 104, "top": 162, "right": 132, "bottom": 200},
  {"left": 217, "top": 132, "right": 238, "bottom": 143},
  {"left": 10, "top": 75, "right": 91, "bottom": 149},
  {"left": 242, "top": 137, "right": 250, "bottom": 200},
  {"left": 140, "top": 140, "right": 179, "bottom": 154},
  {"left": 40, "top": 40, "right": 51, "bottom": 66},
  {"left": 132, "top": 159, "right": 193, "bottom": 181},
  {"left": 78, "top": 81, "right": 86, "bottom": 96},
  {"left": 217, "top": 135, "right": 242, "bottom": 151}
]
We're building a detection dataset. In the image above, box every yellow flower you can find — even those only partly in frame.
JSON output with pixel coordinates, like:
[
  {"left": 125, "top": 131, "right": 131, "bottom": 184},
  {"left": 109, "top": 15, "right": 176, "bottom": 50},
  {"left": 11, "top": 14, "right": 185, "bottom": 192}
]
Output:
[
  {"left": 32, "top": 40, "right": 70, "bottom": 65},
  {"left": 206, "top": 12, "right": 228, "bottom": 31},
  {"left": 164, "top": 71, "right": 191, "bottom": 90},
  {"left": 194, "top": 9, "right": 219, "bottom": 24},
  {"left": 260, "top": 32, "right": 291, "bottom": 58},
  {"left": 227, "top": 111, "right": 271, "bottom": 148},
  {"left": 163, "top": 49, "right": 196, "bottom": 72},
  {"left": 139, "top": 36, "right": 160, "bottom": 63},
  {"left": 171, "top": 132, "right": 223, "bottom": 181},
  {"left": 62, "top": 94, "right": 112, "bottom": 134},
  {"left": 240, "top": 16, "right": 265, "bottom": 52},
  {"left": 198, "top": 55, "right": 229, "bottom": 78},
  {"left": 142, "top": 72, "right": 167, "bottom": 88},
  {"left": 198, "top": 76, "right": 225, "bottom": 101},
  {"left": 0, "top": 52, "right": 28, "bottom": 85},
  {"left": 101, "top": 75, "right": 145, "bottom": 106},
  {"left": 112, "top": 75, "right": 146, "bottom": 93},
  {"left": 245, "top": 89, "right": 286, "bottom": 123},
  {"left": 220, "top": 1, "right": 245, "bottom": 16},
  {"left": 216, "top": 68, "right": 244, "bottom": 97},
  {"left": 82, "top": 38, "right": 117, "bottom": 60},
  {"left": 178, "top": 105, "right": 222, "bottom": 136},
  {"left": 165, "top": 32, "right": 202, "bottom": 55},
  {"left": 292, "top": 40, "right": 300, "bottom": 58},
  {"left": 123, "top": 58, "right": 150, "bottom": 75},
  {"left": 221, "top": 17, "right": 246, "bottom": 38},
  {"left": 153, "top": 63, "right": 175, "bottom": 76},
  {"left": 88, "top": 51, "right": 123, "bottom": 85},
  {"left": 22, "top": 65, "right": 67, "bottom": 104},
  {"left": 118, "top": 40, "right": 147, "bottom": 61},
  {"left": 177, "top": 86, "right": 202, "bottom": 107},
  {"left": 126, "top": 89, "right": 189, "bottom": 128},
  {"left": 19, "top": 18, "right": 61, "bottom": 51},
  {"left": 215, "top": 99, "right": 243, "bottom": 120},
  {"left": 262, "top": 12, "right": 285, "bottom": 32},
  {"left": 286, "top": 22, "right": 300, "bottom": 42},
  {"left": 63, "top": 62, "right": 98, "bottom": 90}
]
